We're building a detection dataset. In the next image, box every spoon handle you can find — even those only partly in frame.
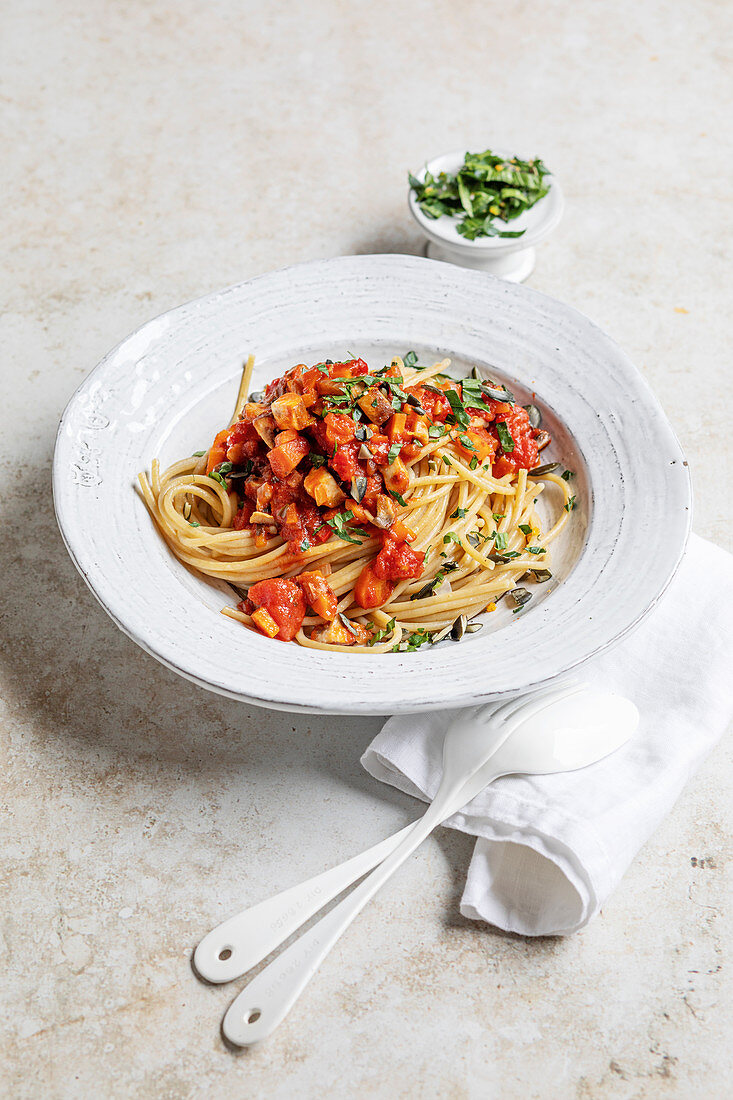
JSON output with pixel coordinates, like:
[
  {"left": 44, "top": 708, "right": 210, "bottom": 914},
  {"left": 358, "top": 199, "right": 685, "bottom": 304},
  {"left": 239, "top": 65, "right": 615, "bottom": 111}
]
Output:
[
  {"left": 222, "top": 786, "right": 481, "bottom": 1046},
  {"left": 194, "top": 821, "right": 417, "bottom": 983}
]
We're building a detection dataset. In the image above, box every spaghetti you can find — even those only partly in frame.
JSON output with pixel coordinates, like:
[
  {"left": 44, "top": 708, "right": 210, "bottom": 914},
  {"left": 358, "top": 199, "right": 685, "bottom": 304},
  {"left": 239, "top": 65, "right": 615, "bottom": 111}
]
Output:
[{"left": 138, "top": 354, "right": 573, "bottom": 652}]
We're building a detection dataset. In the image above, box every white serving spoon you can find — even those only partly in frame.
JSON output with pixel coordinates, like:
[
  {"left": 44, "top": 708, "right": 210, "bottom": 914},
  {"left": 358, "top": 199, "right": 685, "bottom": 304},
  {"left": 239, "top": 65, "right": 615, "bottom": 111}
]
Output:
[
  {"left": 196, "top": 684, "right": 573, "bottom": 985},
  {"left": 218, "top": 684, "right": 638, "bottom": 1046}
]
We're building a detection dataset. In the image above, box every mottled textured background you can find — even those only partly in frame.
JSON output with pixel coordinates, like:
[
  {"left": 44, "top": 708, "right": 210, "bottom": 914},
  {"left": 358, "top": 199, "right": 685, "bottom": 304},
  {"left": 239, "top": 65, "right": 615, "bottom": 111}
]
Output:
[{"left": 1, "top": 1, "right": 731, "bottom": 1097}]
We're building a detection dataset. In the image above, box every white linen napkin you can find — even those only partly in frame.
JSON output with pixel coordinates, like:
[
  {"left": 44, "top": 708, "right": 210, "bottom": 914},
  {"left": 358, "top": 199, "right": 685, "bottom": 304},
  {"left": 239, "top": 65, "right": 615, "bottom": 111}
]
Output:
[{"left": 361, "top": 534, "right": 733, "bottom": 936}]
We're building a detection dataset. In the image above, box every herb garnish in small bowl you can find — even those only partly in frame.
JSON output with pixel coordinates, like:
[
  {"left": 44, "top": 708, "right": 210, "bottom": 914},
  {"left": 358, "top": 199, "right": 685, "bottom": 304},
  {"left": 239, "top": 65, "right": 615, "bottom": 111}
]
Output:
[
  {"left": 407, "top": 147, "right": 563, "bottom": 283},
  {"left": 409, "top": 149, "right": 549, "bottom": 240}
]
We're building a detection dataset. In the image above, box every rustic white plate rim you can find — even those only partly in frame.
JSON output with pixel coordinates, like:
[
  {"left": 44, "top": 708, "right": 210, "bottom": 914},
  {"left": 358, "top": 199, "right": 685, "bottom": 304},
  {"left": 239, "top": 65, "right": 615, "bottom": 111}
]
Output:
[{"left": 53, "top": 255, "right": 691, "bottom": 715}]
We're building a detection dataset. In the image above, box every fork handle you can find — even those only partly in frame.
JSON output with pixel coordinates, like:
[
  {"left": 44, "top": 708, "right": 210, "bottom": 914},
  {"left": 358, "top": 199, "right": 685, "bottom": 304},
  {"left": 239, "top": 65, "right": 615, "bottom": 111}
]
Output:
[
  {"left": 194, "top": 821, "right": 417, "bottom": 983},
  {"left": 222, "top": 787, "right": 471, "bottom": 1046}
]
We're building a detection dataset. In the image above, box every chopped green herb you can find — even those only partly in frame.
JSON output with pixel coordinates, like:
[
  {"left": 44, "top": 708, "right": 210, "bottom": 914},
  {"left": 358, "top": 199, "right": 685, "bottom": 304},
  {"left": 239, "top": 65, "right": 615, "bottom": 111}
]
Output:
[
  {"left": 320, "top": 510, "right": 369, "bottom": 545},
  {"left": 208, "top": 470, "right": 228, "bottom": 486},
  {"left": 494, "top": 531, "right": 508, "bottom": 551},
  {"left": 458, "top": 433, "right": 476, "bottom": 451},
  {"left": 387, "top": 442, "right": 402, "bottom": 464},
  {"left": 445, "top": 389, "right": 470, "bottom": 428},
  {"left": 388, "top": 489, "right": 408, "bottom": 506},
  {"left": 443, "top": 531, "right": 461, "bottom": 546},
  {"left": 561, "top": 469, "right": 575, "bottom": 481},
  {"left": 188, "top": 520, "right": 201, "bottom": 528},
  {"left": 469, "top": 456, "right": 478, "bottom": 470},
  {"left": 403, "top": 351, "right": 418, "bottom": 368},
  {"left": 409, "top": 149, "right": 550, "bottom": 240},
  {"left": 564, "top": 495, "right": 577, "bottom": 512},
  {"left": 308, "top": 453, "right": 326, "bottom": 467},
  {"left": 492, "top": 513, "right": 506, "bottom": 523},
  {"left": 518, "top": 523, "right": 533, "bottom": 536},
  {"left": 527, "top": 546, "right": 546, "bottom": 555},
  {"left": 192, "top": 450, "right": 207, "bottom": 457},
  {"left": 428, "top": 424, "right": 447, "bottom": 439},
  {"left": 369, "top": 617, "right": 396, "bottom": 646},
  {"left": 450, "top": 507, "right": 468, "bottom": 519},
  {"left": 299, "top": 536, "right": 311, "bottom": 552},
  {"left": 392, "top": 628, "right": 434, "bottom": 653},
  {"left": 495, "top": 421, "right": 515, "bottom": 453}
]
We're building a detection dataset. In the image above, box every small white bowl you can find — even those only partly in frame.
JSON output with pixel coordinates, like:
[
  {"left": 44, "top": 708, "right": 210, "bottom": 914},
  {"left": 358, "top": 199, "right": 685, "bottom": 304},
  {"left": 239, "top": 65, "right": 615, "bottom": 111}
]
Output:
[{"left": 408, "top": 149, "right": 563, "bottom": 282}]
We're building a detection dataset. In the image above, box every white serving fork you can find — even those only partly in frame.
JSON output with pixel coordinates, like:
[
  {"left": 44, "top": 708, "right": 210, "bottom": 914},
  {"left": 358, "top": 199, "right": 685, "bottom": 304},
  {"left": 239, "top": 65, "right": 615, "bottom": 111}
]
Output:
[{"left": 194, "top": 682, "right": 638, "bottom": 1045}]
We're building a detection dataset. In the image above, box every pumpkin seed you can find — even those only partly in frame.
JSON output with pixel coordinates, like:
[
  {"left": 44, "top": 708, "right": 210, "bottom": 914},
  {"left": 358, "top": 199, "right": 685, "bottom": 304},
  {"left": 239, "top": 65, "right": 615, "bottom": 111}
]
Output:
[
  {"left": 351, "top": 476, "right": 367, "bottom": 503},
  {"left": 508, "top": 587, "right": 532, "bottom": 610},
  {"left": 451, "top": 614, "right": 467, "bottom": 640},
  {"left": 528, "top": 461, "right": 560, "bottom": 477},
  {"left": 524, "top": 404, "right": 541, "bottom": 429}
]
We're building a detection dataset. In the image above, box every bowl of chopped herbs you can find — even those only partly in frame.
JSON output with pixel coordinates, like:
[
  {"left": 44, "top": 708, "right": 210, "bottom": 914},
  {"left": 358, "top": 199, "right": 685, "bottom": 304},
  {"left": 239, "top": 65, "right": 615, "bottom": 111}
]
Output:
[{"left": 408, "top": 148, "right": 563, "bottom": 282}]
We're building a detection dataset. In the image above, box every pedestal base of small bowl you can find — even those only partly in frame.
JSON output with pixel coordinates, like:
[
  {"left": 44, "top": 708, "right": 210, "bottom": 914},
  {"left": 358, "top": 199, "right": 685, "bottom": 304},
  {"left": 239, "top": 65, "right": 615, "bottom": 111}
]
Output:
[
  {"left": 409, "top": 149, "right": 563, "bottom": 283},
  {"left": 425, "top": 240, "right": 536, "bottom": 283}
]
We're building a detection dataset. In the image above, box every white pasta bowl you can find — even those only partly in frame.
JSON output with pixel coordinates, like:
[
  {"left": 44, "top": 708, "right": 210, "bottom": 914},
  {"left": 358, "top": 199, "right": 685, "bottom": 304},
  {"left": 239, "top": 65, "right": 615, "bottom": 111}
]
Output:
[
  {"left": 408, "top": 149, "right": 564, "bottom": 282},
  {"left": 53, "top": 254, "right": 691, "bottom": 714}
]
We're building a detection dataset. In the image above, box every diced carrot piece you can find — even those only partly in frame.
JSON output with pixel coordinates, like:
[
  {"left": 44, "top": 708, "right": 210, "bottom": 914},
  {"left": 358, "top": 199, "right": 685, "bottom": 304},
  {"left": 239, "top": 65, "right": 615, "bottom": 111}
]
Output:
[
  {"left": 454, "top": 427, "right": 496, "bottom": 463},
  {"left": 391, "top": 518, "right": 416, "bottom": 542},
  {"left": 386, "top": 413, "right": 407, "bottom": 442},
  {"left": 274, "top": 429, "right": 300, "bottom": 445},
  {"left": 304, "top": 467, "right": 347, "bottom": 507},
  {"left": 268, "top": 435, "right": 310, "bottom": 478},
  {"left": 354, "top": 563, "right": 393, "bottom": 609},
  {"left": 206, "top": 429, "right": 229, "bottom": 473},
  {"left": 251, "top": 607, "right": 279, "bottom": 638}
]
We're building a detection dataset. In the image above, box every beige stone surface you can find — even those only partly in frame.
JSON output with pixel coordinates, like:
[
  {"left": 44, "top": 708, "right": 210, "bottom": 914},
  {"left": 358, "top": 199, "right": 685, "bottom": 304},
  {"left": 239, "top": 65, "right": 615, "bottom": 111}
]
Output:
[{"left": 2, "top": 1, "right": 732, "bottom": 1096}]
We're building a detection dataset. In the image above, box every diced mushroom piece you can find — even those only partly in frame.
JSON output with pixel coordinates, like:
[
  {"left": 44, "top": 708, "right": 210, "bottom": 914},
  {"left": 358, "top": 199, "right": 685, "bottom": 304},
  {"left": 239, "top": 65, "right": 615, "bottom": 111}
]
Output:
[
  {"left": 253, "top": 413, "right": 276, "bottom": 448},
  {"left": 297, "top": 570, "right": 338, "bottom": 620},
  {"left": 256, "top": 482, "right": 273, "bottom": 510},
  {"left": 310, "top": 617, "right": 371, "bottom": 646},
  {"left": 383, "top": 456, "right": 410, "bottom": 494},
  {"left": 406, "top": 411, "right": 429, "bottom": 445},
  {"left": 357, "top": 387, "right": 394, "bottom": 425},
  {"left": 373, "top": 493, "right": 397, "bottom": 529},
  {"left": 316, "top": 377, "right": 352, "bottom": 396},
  {"left": 243, "top": 401, "right": 267, "bottom": 420},
  {"left": 271, "top": 393, "right": 315, "bottom": 431},
  {"left": 304, "top": 466, "right": 347, "bottom": 507}
]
